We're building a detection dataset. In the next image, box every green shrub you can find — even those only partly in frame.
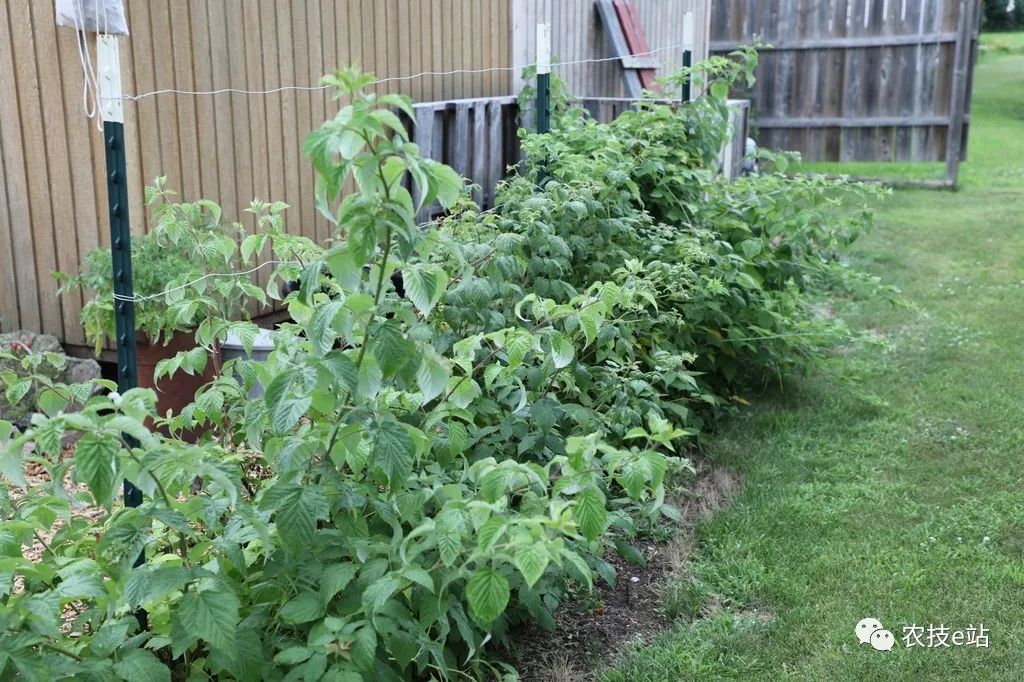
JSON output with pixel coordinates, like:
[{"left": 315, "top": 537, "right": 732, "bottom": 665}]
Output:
[
  {"left": 0, "top": 54, "right": 880, "bottom": 680},
  {"left": 984, "top": 0, "right": 1024, "bottom": 30}
]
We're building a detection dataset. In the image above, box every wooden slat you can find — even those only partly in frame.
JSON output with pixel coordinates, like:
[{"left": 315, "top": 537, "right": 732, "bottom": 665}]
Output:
[
  {"left": 471, "top": 103, "right": 487, "bottom": 205},
  {"left": 486, "top": 100, "right": 504, "bottom": 208},
  {"left": 613, "top": 0, "right": 657, "bottom": 89},
  {"left": 32, "top": 2, "right": 82, "bottom": 344},
  {"left": 0, "top": 4, "right": 22, "bottom": 332},
  {"left": 10, "top": 1, "right": 61, "bottom": 336},
  {"left": 596, "top": 0, "right": 643, "bottom": 98}
]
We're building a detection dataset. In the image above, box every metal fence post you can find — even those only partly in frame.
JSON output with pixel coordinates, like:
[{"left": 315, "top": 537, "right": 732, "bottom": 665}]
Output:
[
  {"left": 98, "top": 36, "right": 142, "bottom": 512},
  {"left": 682, "top": 11, "right": 695, "bottom": 103},
  {"left": 536, "top": 22, "right": 551, "bottom": 134}
]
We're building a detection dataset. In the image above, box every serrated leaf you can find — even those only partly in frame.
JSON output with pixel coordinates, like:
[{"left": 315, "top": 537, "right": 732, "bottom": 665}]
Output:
[
  {"left": 402, "top": 566, "right": 435, "bottom": 593},
  {"left": 427, "top": 161, "right": 464, "bottom": 208},
  {"left": 372, "top": 420, "right": 415, "bottom": 489},
  {"left": 514, "top": 544, "right": 550, "bottom": 588},
  {"left": 404, "top": 265, "right": 447, "bottom": 316},
  {"left": 476, "top": 516, "right": 506, "bottom": 552},
  {"left": 466, "top": 567, "right": 510, "bottom": 623},
  {"left": 175, "top": 584, "right": 239, "bottom": 653},
  {"left": 5, "top": 379, "right": 31, "bottom": 405},
  {"left": 479, "top": 469, "right": 510, "bottom": 503},
  {"left": 281, "top": 591, "right": 324, "bottom": 624},
  {"left": 124, "top": 566, "right": 191, "bottom": 608},
  {"left": 573, "top": 486, "right": 608, "bottom": 541},
  {"left": 617, "top": 460, "right": 648, "bottom": 500},
  {"left": 741, "top": 238, "right": 763, "bottom": 259},
  {"left": 274, "top": 646, "right": 312, "bottom": 665},
  {"left": 371, "top": 320, "right": 413, "bottom": 377},
  {"left": 113, "top": 649, "right": 170, "bottom": 682},
  {"left": 320, "top": 563, "right": 358, "bottom": 603},
  {"left": 550, "top": 332, "right": 574, "bottom": 369},
  {"left": 310, "top": 301, "right": 343, "bottom": 356},
  {"left": 362, "top": 575, "right": 402, "bottom": 613},
  {"left": 416, "top": 351, "right": 449, "bottom": 406},
  {"left": 274, "top": 486, "right": 329, "bottom": 550},
  {"left": 447, "top": 377, "right": 480, "bottom": 409},
  {"left": 350, "top": 625, "right": 377, "bottom": 671},
  {"left": 74, "top": 432, "right": 119, "bottom": 509},
  {"left": 506, "top": 330, "right": 534, "bottom": 368}
]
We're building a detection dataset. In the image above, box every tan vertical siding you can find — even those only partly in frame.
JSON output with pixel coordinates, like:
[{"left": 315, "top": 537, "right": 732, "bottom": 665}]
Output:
[{"left": 0, "top": 0, "right": 702, "bottom": 349}]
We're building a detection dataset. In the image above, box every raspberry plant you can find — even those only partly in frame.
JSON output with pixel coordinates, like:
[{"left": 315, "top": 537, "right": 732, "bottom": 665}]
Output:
[{"left": 0, "top": 55, "right": 882, "bottom": 680}]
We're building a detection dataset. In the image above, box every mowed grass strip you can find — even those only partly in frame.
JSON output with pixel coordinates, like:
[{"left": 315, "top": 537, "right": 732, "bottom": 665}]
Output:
[{"left": 604, "top": 34, "right": 1024, "bottom": 681}]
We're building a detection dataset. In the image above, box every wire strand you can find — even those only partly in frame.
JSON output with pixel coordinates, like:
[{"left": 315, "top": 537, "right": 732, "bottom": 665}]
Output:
[
  {"left": 112, "top": 259, "right": 300, "bottom": 303},
  {"left": 120, "top": 41, "right": 691, "bottom": 102},
  {"left": 110, "top": 204, "right": 505, "bottom": 305}
]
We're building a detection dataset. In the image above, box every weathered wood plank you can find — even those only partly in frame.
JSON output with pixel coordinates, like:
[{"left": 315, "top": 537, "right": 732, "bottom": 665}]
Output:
[{"left": 596, "top": 0, "right": 643, "bottom": 98}]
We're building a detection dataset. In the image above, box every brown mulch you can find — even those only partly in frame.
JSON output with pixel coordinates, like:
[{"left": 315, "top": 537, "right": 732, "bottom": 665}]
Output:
[
  {"left": 13, "top": 443, "right": 107, "bottom": 633},
  {"left": 510, "top": 460, "right": 741, "bottom": 682}
]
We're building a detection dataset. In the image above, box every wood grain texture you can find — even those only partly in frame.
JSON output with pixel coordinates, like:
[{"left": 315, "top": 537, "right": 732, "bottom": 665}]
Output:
[
  {"left": 3, "top": 0, "right": 705, "bottom": 348},
  {"left": 711, "top": 0, "right": 978, "bottom": 163}
]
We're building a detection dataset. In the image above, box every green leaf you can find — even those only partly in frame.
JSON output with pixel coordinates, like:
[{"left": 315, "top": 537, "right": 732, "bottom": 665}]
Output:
[
  {"left": 372, "top": 320, "right": 414, "bottom": 377},
  {"left": 480, "top": 469, "right": 511, "bottom": 503},
  {"left": 740, "top": 239, "right": 763, "bottom": 259},
  {"left": 34, "top": 419, "right": 63, "bottom": 457},
  {"left": 320, "top": 563, "right": 359, "bottom": 603},
  {"left": 310, "top": 301, "right": 343, "bottom": 356},
  {"left": 416, "top": 351, "right": 450, "bottom": 406},
  {"left": 505, "top": 330, "right": 534, "bottom": 368},
  {"left": 4, "top": 378, "right": 31, "bottom": 405},
  {"left": 466, "top": 567, "right": 510, "bottom": 623},
  {"left": 74, "top": 432, "right": 119, "bottom": 509},
  {"left": 175, "top": 584, "right": 240, "bottom": 653},
  {"left": 113, "top": 649, "right": 170, "bottom": 682},
  {"left": 124, "top": 566, "right": 191, "bottom": 608},
  {"left": 404, "top": 265, "right": 447, "bottom": 316},
  {"left": 573, "top": 486, "right": 608, "bottom": 541},
  {"left": 264, "top": 371, "right": 312, "bottom": 433},
  {"left": 435, "top": 508, "right": 465, "bottom": 567},
  {"left": 274, "top": 646, "right": 312, "bottom": 665},
  {"left": 281, "top": 591, "right": 325, "bottom": 624},
  {"left": 372, "top": 420, "right": 415, "bottom": 489},
  {"left": 447, "top": 377, "right": 481, "bottom": 409},
  {"left": 273, "top": 485, "right": 329, "bottom": 549},
  {"left": 550, "top": 332, "right": 574, "bottom": 369},
  {"left": 514, "top": 544, "right": 550, "bottom": 588},
  {"left": 476, "top": 516, "right": 506, "bottom": 551},
  {"left": 36, "top": 388, "right": 69, "bottom": 417},
  {"left": 617, "top": 460, "right": 649, "bottom": 500},
  {"left": 350, "top": 625, "right": 377, "bottom": 671},
  {"left": 362, "top": 575, "right": 403, "bottom": 613},
  {"left": 426, "top": 161, "right": 464, "bottom": 209}
]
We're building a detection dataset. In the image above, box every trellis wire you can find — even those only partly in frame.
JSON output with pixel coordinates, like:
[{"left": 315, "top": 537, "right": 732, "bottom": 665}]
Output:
[
  {"left": 118, "top": 41, "right": 692, "bottom": 102},
  {"left": 110, "top": 206, "right": 504, "bottom": 304}
]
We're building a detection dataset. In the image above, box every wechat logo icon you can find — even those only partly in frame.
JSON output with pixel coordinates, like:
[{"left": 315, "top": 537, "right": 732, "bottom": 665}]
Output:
[{"left": 857, "top": 617, "right": 896, "bottom": 651}]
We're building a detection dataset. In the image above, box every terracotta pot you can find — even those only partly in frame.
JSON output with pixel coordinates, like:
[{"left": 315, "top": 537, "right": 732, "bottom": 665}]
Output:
[{"left": 136, "top": 330, "right": 214, "bottom": 418}]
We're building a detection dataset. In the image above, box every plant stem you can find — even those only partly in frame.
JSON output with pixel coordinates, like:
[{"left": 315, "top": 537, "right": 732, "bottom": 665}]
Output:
[{"left": 40, "top": 642, "right": 83, "bottom": 662}]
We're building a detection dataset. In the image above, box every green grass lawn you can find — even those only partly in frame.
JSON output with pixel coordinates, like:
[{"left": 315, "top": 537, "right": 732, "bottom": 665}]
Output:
[{"left": 604, "top": 35, "right": 1024, "bottom": 681}]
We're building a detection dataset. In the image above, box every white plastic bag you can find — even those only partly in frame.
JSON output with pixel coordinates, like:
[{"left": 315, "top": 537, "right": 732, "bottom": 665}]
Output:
[{"left": 55, "top": 0, "right": 129, "bottom": 36}]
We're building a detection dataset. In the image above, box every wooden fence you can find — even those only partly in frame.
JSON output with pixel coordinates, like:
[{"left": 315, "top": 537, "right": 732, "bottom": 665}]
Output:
[
  {"left": 710, "top": 0, "right": 982, "bottom": 178},
  {"left": 0, "top": 0, "right": 710, "bottom": 353},
  {"left": 411, "top": 95, "right": 750, "bottom": 219}
]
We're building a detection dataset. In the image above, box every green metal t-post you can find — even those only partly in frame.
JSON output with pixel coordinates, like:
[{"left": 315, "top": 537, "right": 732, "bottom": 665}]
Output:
[
  {"left": 536, "top": 21, "right": 552, "bottom": 135},
  {"left": 98, "top": 36, "right": 142, "bottom": 512},
  {"left": 682, "top": 11, "right": 695, "bottom": 103}
]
